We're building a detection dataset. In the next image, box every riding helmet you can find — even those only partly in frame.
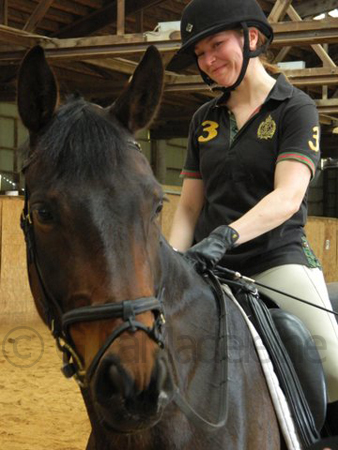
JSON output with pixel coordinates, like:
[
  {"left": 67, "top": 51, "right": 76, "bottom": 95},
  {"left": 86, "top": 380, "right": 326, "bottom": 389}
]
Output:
[{"left": 167, "top": 0, "right": 274, "bottom": 91}]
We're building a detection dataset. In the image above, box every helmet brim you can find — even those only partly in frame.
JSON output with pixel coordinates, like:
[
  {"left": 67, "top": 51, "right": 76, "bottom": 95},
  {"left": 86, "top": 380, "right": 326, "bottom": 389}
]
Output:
[
  {"left": 166, "top": 20, "right": 273, "bottom": 72},
  {"left": 167, "top": 23, "right": 235, "bottom": 72}
]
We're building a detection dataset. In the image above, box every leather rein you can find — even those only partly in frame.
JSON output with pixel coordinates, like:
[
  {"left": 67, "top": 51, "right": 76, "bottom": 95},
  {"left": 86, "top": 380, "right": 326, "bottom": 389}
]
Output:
[{"left": 20, "top": 140, "right": 230, "bottom": 433}]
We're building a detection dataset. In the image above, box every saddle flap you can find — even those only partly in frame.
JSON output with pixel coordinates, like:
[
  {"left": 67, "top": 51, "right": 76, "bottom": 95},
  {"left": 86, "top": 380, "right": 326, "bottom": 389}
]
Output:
[{"left": 270, "top": 308, "right": 327, "bottom": 432}]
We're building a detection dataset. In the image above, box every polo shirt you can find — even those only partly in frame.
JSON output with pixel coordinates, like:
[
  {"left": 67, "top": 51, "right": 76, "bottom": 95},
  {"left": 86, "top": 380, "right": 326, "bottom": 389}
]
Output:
[{"left": 181, "top": 74, "right": 321, "bottom": 276}]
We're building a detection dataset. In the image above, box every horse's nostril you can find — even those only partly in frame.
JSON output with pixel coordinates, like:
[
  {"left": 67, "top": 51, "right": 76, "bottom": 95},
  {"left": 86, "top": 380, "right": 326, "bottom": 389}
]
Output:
[
  {"left": 94, "top": 357, "right": 134, "bottom": 403},
  {"left": 108, "top": 365, "right": 125, "bottom": 396}
]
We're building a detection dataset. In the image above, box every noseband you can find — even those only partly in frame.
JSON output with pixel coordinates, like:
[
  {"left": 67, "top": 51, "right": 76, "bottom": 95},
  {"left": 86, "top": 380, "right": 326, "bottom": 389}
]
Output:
[{"left": 20, "top": 139, "right": 165, "bottom": 388}]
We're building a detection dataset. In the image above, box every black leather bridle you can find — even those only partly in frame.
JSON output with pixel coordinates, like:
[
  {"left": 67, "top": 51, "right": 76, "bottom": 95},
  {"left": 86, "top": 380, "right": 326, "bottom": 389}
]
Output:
[
  {"left": 20, "top": 140, "right": 166, "bottom": 388},
  {"left": 20, "top": 139, "right": 230, "bottom": 432}
]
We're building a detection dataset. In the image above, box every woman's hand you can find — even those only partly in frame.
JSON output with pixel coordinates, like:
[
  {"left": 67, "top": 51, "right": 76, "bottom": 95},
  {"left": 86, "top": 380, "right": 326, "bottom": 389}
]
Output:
[{"left": 184, "top": 225, "right": 239, "bottom": 273}]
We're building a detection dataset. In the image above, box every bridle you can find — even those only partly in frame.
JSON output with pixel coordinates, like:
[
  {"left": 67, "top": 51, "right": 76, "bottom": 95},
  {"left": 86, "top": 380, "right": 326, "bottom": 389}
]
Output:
[
  {"left": 20, "top": 139, "right": 166, "bottom": 388},
  {"left": 20, "top": 138, "right": 230, "bottom": 433}
]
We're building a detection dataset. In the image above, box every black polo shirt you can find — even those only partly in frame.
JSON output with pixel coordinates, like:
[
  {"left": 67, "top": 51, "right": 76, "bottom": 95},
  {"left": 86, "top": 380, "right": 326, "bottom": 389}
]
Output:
[{"left": 181, "top": 74, "right": 321, "bottom": 276}]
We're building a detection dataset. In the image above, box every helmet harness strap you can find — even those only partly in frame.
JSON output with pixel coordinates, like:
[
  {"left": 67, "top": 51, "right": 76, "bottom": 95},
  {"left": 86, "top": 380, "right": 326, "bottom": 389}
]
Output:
[{"left": 199, "top": 22, "right": 270, "bottom": 93}]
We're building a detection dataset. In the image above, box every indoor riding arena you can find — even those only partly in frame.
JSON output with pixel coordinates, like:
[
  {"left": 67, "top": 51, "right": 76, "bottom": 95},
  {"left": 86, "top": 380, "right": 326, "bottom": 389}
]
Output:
[{"left": 1, "top": 1, "right": 338, "bottom": 450}]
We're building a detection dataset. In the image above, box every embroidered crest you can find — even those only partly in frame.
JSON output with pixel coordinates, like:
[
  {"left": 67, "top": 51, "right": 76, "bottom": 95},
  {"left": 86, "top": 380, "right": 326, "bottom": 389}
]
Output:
[
  {"left": 257, "top": 115, "right": 276, "bottom": 140},
  {"left": 186, "top": 23, "right": 194, "bottom": 32}
]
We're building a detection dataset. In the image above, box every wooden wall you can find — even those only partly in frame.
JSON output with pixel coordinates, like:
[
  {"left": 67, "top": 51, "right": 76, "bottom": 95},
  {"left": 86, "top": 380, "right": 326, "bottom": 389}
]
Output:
[
  {"left": 0, "top": 196, "right": 38, "bottom": 322},
  {"left": 0, "top": 194, "right": 337, "bottom": 322}
]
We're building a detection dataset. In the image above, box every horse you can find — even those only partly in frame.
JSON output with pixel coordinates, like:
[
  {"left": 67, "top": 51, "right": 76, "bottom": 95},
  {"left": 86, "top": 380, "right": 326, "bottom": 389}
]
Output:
[{"left": 17, "top": 45, "right": 281, "bottom": 450}]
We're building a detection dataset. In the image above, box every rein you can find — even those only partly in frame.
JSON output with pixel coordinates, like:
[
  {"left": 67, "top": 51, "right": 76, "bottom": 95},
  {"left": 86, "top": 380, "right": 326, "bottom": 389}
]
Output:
[
  {"left": 214, "top": 266, "right": 338, "bottom": 317},
  {"left": 173, "top": 270, "right": 230, "bottom": 432}
]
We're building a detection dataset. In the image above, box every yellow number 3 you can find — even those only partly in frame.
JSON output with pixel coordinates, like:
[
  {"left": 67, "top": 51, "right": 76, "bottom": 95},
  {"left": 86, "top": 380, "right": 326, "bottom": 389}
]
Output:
[
  {"left": 308, "top": 126, "right": 319, "bottom": 152},
  {"left": 198, "top": 120, "right": 219, "bottom": 143}
]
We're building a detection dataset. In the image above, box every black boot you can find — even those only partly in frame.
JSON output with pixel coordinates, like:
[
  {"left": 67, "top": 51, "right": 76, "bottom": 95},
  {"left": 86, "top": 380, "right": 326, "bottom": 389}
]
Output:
[{"left": 322, "top": 401, "right": 338, "bottom": 437}]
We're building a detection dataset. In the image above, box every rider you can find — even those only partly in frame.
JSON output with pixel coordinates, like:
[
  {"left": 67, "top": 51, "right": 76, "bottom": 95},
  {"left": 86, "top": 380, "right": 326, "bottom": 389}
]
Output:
[{"left": 168, "top": 0, "right": 338, "bottom": 433}]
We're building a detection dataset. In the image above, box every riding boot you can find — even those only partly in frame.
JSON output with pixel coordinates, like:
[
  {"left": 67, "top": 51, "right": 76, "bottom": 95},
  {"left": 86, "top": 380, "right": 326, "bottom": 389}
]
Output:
[{"left": 323, "top": 401, "right": 338, "bottom": 436}]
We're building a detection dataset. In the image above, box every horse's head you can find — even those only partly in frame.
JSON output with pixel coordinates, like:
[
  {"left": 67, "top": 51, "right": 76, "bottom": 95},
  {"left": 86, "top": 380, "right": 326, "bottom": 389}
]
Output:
[{"left": 18, "top": 45, "right": 173, "bottom": 433}]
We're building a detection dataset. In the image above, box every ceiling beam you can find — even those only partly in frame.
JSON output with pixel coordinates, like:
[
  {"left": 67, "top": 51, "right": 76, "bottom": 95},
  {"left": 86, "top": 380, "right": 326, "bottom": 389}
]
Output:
[
  {"left": 0, "top": 24, "right": 52, "bottom": 47},
  {"left": 272, "top": 18, "right": 338, "bottom": 46},
  {"left": 22, "top": 0, "right": 55, "bottom": 33},
  {"left": 0, "top": 0, "right": 8, "bottom": 26},
  {"left": 2, "top": 18, "right": 338, "bottom": 60},
  {"left": 53, "top": 0, "right": 166, "bottom": 39},
  {"left": 287, "top": 5, "right": 336, "bottom": 68},
  {"left": 268, "top": 0, "right": 293, "bottom": 22},
  {"left": 164, "top": 67, "right": 338, "bottom": 90},
  {"left": 296, "top": 0, "right": 338, "bottom": 19},
  {"left": 117, "top": 0, "right": 125, "bottom": 36}
]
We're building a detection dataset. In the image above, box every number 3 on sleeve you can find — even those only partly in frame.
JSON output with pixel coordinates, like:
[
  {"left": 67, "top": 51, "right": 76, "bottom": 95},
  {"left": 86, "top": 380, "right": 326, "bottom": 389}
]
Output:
[
  {"left": 308, "top": 126, "right": 319, "bottom": 152},
  {"left": 198, "top": 121, "right": 219, "bottom": 143}
]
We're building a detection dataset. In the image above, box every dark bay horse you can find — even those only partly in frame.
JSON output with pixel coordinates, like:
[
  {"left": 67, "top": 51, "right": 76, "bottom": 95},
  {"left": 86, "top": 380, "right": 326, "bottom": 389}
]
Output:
[{"left": 17, "top": 45, "right": 281, "bottom": 450}]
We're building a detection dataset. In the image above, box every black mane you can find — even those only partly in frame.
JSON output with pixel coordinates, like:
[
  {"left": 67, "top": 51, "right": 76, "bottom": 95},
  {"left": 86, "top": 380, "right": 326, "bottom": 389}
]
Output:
[{"left": 33, "top": 96, "right": 124, "bottom": 180}]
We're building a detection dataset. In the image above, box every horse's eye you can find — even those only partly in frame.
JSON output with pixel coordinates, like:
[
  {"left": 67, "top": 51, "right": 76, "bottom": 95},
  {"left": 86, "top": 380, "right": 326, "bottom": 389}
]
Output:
[
  {"left": 35, "top": 207, "right": 54, "bottom": 223},
  {"left": 155, "top": 201, "right": 163, "bottom": 216}
]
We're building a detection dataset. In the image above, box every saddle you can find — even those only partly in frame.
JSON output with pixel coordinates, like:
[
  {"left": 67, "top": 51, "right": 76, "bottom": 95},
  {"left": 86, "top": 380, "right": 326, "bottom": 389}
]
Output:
[{"left": 214, "top": 272, "right": 327, "bottom": 449}]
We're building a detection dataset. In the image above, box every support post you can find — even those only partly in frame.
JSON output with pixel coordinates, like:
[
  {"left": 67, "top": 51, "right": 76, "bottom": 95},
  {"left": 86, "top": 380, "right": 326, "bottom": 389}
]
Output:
[{"left": 117, "top": 0, "right": 125, "bottom": 36}]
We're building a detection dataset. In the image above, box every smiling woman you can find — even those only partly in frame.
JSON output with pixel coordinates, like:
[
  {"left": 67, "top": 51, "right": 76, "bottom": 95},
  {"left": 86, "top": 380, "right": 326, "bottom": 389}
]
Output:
[{"left": 168, "top": 0, "right": 338, "bottom": 431}]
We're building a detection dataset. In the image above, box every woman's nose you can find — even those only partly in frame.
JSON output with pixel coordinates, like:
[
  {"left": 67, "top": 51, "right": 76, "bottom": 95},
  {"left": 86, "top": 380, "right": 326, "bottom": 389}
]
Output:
[{"left": 203, "top": 51, "right": 216, "bottom": 67}]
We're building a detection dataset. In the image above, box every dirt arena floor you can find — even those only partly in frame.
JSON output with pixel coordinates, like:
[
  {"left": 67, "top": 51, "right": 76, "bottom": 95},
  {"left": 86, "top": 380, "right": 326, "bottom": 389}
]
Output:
[{"left": 0, "top": 320, "right": 91, "bottom": 450}]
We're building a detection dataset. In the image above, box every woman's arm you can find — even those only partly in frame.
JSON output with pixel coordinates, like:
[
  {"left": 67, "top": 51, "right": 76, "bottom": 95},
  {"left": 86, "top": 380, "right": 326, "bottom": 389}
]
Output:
[
  {"left": 230, "top": 159, "right": 312, "bottom": 245},
  {"left": 169, "top": 178, "right": 205, "bottom": 251}
]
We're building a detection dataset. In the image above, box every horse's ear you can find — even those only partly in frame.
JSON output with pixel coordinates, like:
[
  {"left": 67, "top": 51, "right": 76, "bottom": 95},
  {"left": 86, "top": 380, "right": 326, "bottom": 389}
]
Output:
[
  {"left": 109, "top": 45, "right": 164, "bottom": 134},
  {"left": 17, "top": 45, "right": 58, "bottom": 133}
]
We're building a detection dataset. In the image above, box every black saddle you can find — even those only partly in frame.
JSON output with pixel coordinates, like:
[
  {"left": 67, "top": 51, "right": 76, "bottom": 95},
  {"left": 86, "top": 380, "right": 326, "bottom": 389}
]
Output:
[
  {"left": 327, "top": 282, "right": 338, "bottom": 323},
  {"left": 223, "top": 278, "right": 327, "bottom": 448}
]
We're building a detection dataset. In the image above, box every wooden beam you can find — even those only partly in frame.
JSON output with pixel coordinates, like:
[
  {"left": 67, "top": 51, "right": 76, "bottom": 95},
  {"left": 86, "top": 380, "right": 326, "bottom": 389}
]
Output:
[
  {"left": 268, "top": 0, "right": 293, "bottom": 63},
  {"left": 117, "top": 0, "right": 125, "bottom": 36},
  {"left": 2, "top": 18, "right": 338, "bottom": 61},
  {"left": 296, "top": 0, "right": 338, "bottom": 19},
  {"left": 135, "top": 10, "right": 144, "bottom": 33},
  {"left": 0, "top": 0, "right": 8, "bottom": 26},
  {"left": 53, "top": 0, "right": 166, "bottom": 38},
  {"left": 268, "top": 0, "right": 293, "bottom": 22},
  {"left": 271, "top": 18, "right": 338, "bottom": 46},
  {"left": 0, "top": 24, "right": 51, "bottom": 47},
  {"left": 164, "top": 68, "right": 338, "bottom": 91},
  {"left": 273, "top": 46, "right": 292, "bottom": 63},
  {"left": 22, "top": 0, "right": 55, "bottom": 33},
  {"left": 84, "top": 57, "right": 137, "bottom": 75},
  {"left": 287, "top": 5, "right": 336, "bottom": 68}
]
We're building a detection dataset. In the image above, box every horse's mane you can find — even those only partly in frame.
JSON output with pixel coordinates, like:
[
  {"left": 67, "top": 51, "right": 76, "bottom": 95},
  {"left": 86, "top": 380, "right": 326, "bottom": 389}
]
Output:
[{"left": 32, "top": 96, "right": 124, "bottom": 180}]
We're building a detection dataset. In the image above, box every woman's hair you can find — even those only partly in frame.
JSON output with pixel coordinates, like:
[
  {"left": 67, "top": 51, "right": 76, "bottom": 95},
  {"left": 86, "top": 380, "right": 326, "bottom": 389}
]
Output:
[
  {"left": 236, "top": 27, "right": 281, "bottom": 75},
  {"left": 256, "top": 29, "right": 281, "bottom": 75}
]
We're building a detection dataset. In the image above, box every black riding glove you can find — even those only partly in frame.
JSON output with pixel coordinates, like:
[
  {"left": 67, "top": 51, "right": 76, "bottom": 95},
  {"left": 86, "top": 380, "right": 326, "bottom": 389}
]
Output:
[{"left": 185, "top": 225, "right": 239, "bottom": 274}]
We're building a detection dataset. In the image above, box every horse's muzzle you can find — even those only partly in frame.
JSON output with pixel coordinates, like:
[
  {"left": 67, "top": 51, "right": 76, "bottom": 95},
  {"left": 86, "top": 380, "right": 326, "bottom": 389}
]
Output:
[{"left": 91, "top": 354, "right": 174, "bottom": 433}]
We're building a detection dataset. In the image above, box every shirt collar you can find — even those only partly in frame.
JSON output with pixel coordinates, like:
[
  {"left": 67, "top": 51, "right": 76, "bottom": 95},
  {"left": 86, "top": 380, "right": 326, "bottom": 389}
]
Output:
[{"left": 214, "top": 73, "right": 293, "bottom": 108}]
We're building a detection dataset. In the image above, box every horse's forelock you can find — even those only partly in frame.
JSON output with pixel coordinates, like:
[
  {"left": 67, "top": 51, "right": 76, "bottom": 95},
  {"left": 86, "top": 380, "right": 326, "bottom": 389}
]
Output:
[{"left": 33, "top": 97, "right": 125, "bottom": 180}]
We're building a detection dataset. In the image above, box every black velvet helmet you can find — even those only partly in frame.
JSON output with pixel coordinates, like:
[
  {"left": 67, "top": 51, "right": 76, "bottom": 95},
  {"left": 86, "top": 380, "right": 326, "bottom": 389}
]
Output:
[{"left": 167, "top": 0, "right": 274, "bottom": 92}]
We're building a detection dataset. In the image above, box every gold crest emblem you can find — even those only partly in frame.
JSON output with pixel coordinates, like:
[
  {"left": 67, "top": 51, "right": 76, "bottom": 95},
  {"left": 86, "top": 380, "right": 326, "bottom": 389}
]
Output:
[{"left": 257, "top": 115, "right": 276, "bottom": 140}]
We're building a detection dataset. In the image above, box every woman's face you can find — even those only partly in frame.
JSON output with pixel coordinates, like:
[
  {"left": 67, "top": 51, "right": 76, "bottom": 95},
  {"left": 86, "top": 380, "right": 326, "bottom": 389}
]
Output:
[{"left": 194, "top": 30, "right": 245, "bottom": 86}]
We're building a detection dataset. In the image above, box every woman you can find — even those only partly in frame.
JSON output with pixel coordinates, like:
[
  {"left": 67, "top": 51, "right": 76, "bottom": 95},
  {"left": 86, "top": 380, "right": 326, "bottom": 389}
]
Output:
[{"left": 168, "top": 0, "right": 338, "bottom": 432}]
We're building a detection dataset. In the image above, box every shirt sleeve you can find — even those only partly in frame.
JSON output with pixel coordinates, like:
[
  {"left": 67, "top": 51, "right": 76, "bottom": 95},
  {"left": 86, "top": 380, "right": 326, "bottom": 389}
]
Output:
[
  {"left": 180, "top": 112, "right": 202, "bottom": 179},
  {"left": 277, "top": 97, "right": 320, "bottom": 178}
]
